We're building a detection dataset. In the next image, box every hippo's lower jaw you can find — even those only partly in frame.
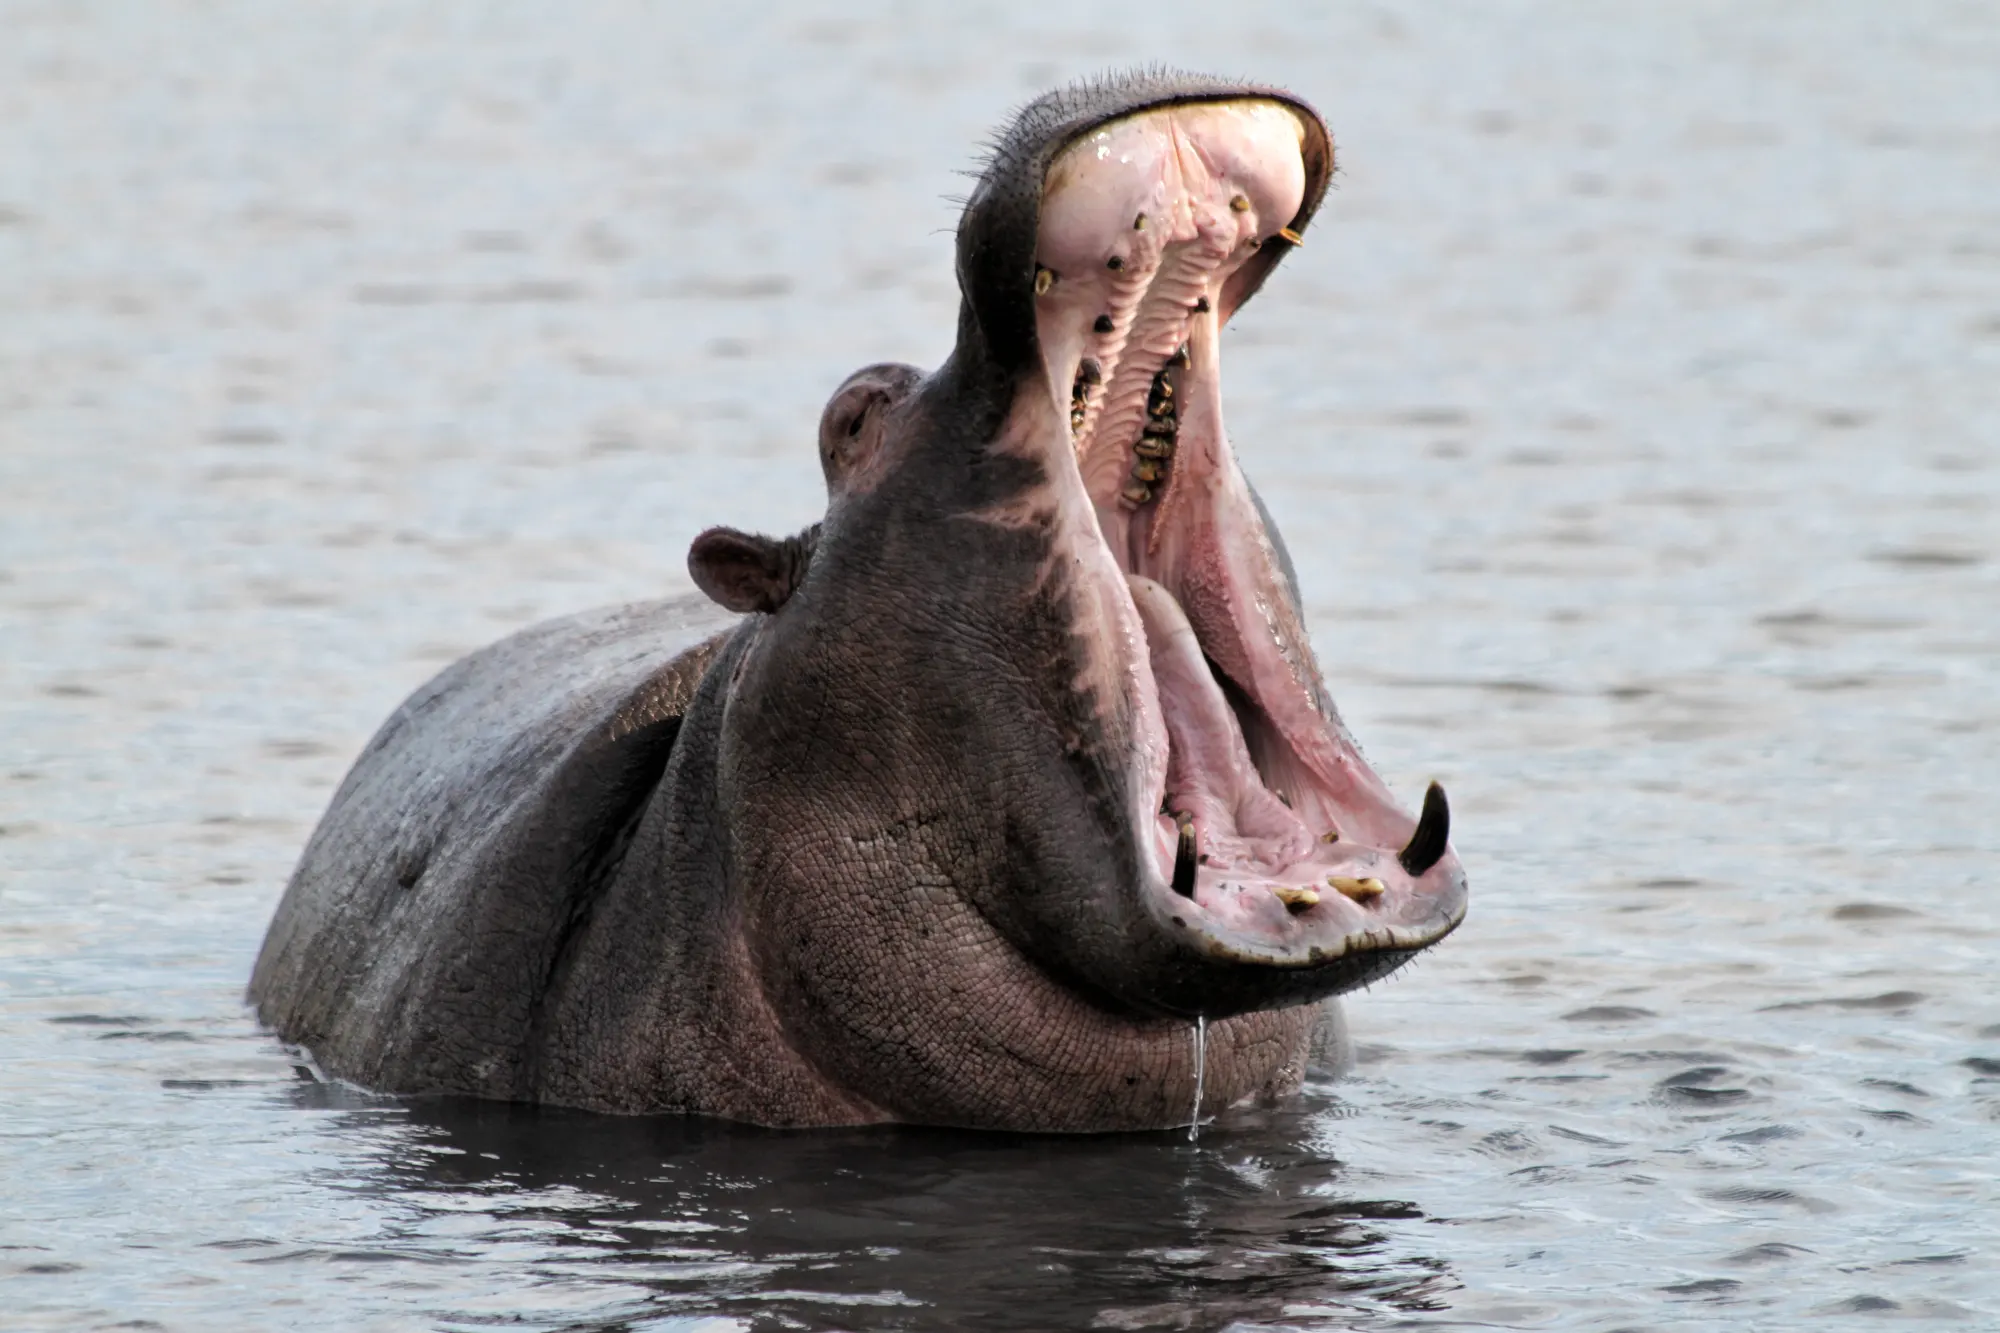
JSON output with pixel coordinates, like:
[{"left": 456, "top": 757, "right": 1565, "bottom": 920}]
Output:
[{"left": 1023, "top": 99, "right": 1467, "bottom": 997}]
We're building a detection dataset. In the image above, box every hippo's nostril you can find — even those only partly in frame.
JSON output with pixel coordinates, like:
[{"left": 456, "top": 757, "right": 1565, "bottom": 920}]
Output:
[{"left": 1398, "top": 782, "right": 1451, "bottom": 878}]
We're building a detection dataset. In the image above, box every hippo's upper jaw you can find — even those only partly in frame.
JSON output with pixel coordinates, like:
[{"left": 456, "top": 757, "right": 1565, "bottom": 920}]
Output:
[{"left": 956, "top": 77, "right": 1468, "bottom": 1012}]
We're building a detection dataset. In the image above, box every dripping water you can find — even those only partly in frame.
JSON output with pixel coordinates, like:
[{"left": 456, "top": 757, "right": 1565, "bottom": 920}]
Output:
[{"left": 1188, "top": 1014, "right": 1207, "bottom": 1142}]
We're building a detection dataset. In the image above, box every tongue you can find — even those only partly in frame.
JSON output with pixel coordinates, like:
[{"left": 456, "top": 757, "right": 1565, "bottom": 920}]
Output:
[{"left": 1128, "top": 576, "right": 1313, "bottom": 872}]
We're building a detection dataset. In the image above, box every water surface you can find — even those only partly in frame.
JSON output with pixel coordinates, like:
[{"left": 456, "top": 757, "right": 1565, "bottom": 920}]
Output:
[{"left": 3, "top": 3, "right": 1997, "bottom": 1328}]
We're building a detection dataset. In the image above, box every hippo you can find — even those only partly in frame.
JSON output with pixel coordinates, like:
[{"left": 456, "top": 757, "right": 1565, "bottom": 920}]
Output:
[{"left": 249, "top": 71, "right": 1467, "bottom": 1132}]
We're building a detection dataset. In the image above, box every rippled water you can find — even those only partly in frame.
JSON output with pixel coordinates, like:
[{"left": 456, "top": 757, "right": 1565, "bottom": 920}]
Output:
[{"left": 4, "top": 3, "right": 1997, "bottom": 1328}]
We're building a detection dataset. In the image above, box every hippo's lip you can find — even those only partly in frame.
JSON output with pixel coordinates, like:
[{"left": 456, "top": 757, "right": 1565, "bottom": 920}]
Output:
[{"left": 1031, "top": 97, "right": 1467, "bottom": 977}]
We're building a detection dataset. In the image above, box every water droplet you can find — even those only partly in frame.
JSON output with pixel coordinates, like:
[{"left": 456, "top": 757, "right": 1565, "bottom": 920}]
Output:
[{"left": 1188, "top": 1014, "right": 1207, "bottom": 1142}]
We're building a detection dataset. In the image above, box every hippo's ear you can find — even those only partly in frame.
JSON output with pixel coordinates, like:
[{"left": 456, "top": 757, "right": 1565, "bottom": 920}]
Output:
[
  {"left": 819, "top": 362, "right": 924, "bottom": 497},
  {"left": 687, "top": 525, "right": 818, "bottom": 615}
]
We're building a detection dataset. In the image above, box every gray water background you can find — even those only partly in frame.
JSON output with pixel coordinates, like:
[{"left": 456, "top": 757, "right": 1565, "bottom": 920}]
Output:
[{"left": 3, "top": 2, "right": 1997, "bottom": 1328}]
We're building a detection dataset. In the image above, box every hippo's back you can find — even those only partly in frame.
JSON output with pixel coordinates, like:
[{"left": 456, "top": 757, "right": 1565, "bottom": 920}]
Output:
[{"left": 249, "top": 596, "right": 735, "bottom": 1099}]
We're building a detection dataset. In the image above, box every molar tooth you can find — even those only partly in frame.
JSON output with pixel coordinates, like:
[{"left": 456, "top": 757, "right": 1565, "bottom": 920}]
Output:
[
  {"left": 1106, "top": 255, "right": 1124, "bottom": 271},
  {"left": 1192, "top": 296, "right": 1210, "bottom": 314},
  {"left": 1093, "top": 314, "right": 1114, "bottom": 334},
  {"left": 1133, "top": 438, "right": 1173, "bottom": 459},
  {"left": 1328, "top": 876, "right": 1386, "bottom": 902},
  {"left": 1170, "top": 345, "right": 1190, "bottom": 368},
  {"left": 1077, "top": 358, "right": 1102, "bottom": 385},
  {"left": 1132, "top": 460, "right": 1162, "bottom": 483},
  {"left": 1133, "top": 212, "right": 1147, "bottom": 231},
  {"left": 1273, "top": 885, "right": 1319, "bottom": 911},
  {"left": 1121, "top": 483, "right": 1153, "bottom": 507},
  {"left": 1320, "top": 828, "right": 1341, "bottom": 844}
]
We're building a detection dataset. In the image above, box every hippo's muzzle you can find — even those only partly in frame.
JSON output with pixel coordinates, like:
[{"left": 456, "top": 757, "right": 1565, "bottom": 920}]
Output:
[{"left": 961, "top": 87, "right": 1468, "bottom": 1007}]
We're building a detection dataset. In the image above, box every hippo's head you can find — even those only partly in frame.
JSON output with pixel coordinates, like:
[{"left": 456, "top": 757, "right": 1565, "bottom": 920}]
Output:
[{"left": 703, "top": 73, "right": 1467, "bottom": 1082}]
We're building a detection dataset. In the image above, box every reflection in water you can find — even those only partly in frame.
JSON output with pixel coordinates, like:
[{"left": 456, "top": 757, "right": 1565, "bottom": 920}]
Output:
[{"left": 342, "top": 1085, "right": 1451, "bottom": 1331}]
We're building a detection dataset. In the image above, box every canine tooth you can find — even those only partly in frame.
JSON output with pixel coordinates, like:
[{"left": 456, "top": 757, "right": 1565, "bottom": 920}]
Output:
[
  {"left": 1035, "top": 266, "right": 1056, "bottom": 295},
  {"left": 1133, "top": 212, "right": 1147, "bottom": 231},
  {"left": 1172, "top": 820, "right": 1198, "bottom": 898},
  {"left": 1320, "top": 828, "right": 1341, "bottom": 844},
  {"left": 1328, "top": 876, "right": 1386, "bottom": 902},
  {"left": 1273, "top": 885, "right": 1319, "bottom": 911},
  {"left": 1398, "top": 782, "right": 1451, "bottom": 877},
  {"left": 1230, "top": 194, "right": 1251, "bottom": 213},
  {"left": 1278, "top": 226, "right": 1304, "bottom": 246}
]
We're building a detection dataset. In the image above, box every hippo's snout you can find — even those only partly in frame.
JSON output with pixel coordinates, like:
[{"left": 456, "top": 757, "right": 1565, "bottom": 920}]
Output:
[{"left": 940, "top": 85, "right": 1467, "bottom": 1010}]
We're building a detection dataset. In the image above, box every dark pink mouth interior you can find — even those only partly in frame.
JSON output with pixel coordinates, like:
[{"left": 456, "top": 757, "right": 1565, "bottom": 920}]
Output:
[{"left": 1030, "top": 101, "right": 1460, "bottom": 956}]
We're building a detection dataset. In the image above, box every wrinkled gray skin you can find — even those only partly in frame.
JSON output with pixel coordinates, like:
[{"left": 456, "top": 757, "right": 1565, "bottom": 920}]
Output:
[{"left": 251, "top": 73, "right": 1452, "bottom": 1130}]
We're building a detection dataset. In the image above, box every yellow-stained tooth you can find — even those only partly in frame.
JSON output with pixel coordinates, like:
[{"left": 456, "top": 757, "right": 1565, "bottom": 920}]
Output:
[
  {"left": 1328, "top": 876, "right": 1386, "bottom": 902},
  {"left": 1273, "top": 886, "right": 1320, "bottom": 911}
]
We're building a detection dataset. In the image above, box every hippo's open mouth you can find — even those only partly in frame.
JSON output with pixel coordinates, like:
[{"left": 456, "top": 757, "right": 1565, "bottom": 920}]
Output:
[{"left": 1026, "top": 98, "right": 1467, "bottom": 976}]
